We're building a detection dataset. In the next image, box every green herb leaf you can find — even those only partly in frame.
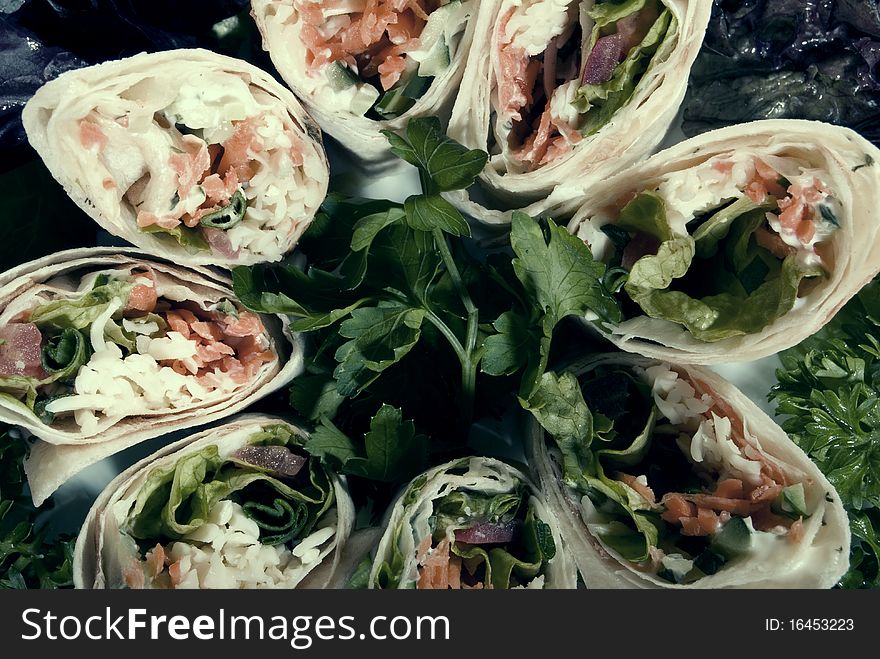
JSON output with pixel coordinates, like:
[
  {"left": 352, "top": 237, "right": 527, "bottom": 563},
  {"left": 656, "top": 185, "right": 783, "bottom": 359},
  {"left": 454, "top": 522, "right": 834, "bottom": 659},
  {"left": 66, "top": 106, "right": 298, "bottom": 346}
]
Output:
[
  {"left": 333, "top": 304, "right": 427, "bottom": 397},
  {"left": 510, "top": 212, "right": 622, "bottom": 328},
  {"left": 403, "top": 194, "right": 470, "bottom": 236},
  {"left": 769, "top": 278, "right": 880, "bottom": 587},
  {"left": 360, "top": 405, "right": 429, "bottom": 482},
  {"left": 307, "top": 406, "right": 428, "bottom": 483},
  {"left": 481, "top": 311, "right": 540, "bottom": 376},
  {"left": 289, "top": 373, "right": 345, "bottom": 422},
  {"left": 0, "top": 427, "right": 75, "bottom": 589},
  {"left": 382, "top": 117, "right": 488, "bottom": 192},
  {"left": 351, "top": 208, "right": 407, "bottom": 251},
  {"left": 0, "top": 160, "right": 97, "bottom": 272}
]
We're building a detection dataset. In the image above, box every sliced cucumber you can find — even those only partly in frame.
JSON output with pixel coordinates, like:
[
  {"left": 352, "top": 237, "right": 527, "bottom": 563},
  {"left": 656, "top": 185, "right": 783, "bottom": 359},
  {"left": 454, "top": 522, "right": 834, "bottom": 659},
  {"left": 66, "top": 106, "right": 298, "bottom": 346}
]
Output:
[
  {"left": 774, "top": 483, "right": 809, "bottom": 519},
  {"left": 326, "top": 61, "right": 360, "bottom": 91},
  {"left": 350, "top": 84, "right": 381, "bottom": 116},
  {"left": 375, "top": 85, "right": 415, "bottom": 118},
  {"left": 409, "top": 0, "right": 467, "bottom": 76},
  {"left": 200, "top": 189, "right": 247, "bottom": 229},
  {"left": 417, "top": 36, "right": 450, "bottom": 77},
  {"left": 710, "top": 517, "right": 752, "bottom": 559},
  {"left": 374, "top": 74, "right": 433, "bottom": 118}
]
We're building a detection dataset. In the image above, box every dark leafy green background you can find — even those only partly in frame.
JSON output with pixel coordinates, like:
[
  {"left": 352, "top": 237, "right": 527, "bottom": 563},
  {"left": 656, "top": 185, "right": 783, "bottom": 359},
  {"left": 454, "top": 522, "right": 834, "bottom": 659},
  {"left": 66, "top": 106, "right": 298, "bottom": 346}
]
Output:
[{"left": 683, "top": 0, "right": 880, "bottom": 144}]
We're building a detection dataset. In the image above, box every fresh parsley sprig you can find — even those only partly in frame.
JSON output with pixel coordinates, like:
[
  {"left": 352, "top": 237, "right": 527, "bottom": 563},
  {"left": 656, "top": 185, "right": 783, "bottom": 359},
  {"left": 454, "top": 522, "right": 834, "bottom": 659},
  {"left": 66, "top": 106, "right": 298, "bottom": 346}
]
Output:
[
  {"left": 233, "top": 117, "right": 621, "bottom": 487},
  {"left": 770, "top": 279, "right": 880, "bottom": 588},
  {"left": 1, "top": 428, "right": 75, "bottom": 589}
]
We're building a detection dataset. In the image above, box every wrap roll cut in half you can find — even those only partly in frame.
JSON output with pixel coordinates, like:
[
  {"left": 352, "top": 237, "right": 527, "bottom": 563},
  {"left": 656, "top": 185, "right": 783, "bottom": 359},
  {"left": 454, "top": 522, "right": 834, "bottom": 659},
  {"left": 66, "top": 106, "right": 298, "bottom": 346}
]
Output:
[
  {"left": 22, "top": 49, "right": 329, "bottom": 267},
  {"left": 74, "top": 416, "right": 355, "bottom": 589},
  {"left": 525, "top": 354, "right": 850, "bottom": 588},
  {"left": 567, "top": 119, "right": 880, "bottom": 363},
  {"left": 252, "top": 0, "right": 478, "bottom": 163},
  {"left": 0, "top": 248, "right": 302, "bottom": 506},
  {"left": 445, "top": 0, "right": 710, "bottom": 222},
  {"left": 369, "top": 457, "right": 578, "bottom": 589}
]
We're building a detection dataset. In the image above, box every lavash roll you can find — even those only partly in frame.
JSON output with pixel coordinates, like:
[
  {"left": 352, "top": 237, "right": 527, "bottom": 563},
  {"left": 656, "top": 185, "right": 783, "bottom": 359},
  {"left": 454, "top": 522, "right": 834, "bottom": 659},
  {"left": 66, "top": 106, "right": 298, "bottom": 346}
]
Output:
[
  {"left": 565, "top": 119, "right": 880, "bottom": 364},
  {"left": 74, "top": 415, "right": 355, "bottom": 589},
  {"left": 369, "top": 456, "right": 578, "bottom": 589},
  {"left": 526, "top": 353, "right": 850, "bottom": 589},
  {"left": 252, "top": 0, "right": 478, "bottom": 165},
  {"left": 0, "top": 248, "right": 302, "bottom": 505},
  {"left": 444, "top": 0, "right": 711, "bottom": 224},
  {"left": 23, "top": 49, "right": 329, "bottom": 267}
]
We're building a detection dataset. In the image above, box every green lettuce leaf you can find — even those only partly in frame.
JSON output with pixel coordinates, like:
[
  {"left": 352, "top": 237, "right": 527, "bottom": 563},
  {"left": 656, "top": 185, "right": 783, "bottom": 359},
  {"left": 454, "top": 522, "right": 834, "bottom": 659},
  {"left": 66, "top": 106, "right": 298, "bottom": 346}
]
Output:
[
  {"left": 140, "top": 223, "right": 211, "bottom": 252},
  {"left": 451, "top": 504, "right": 556, "bottom": 589},
  {"left": 30, "top": 277, "right": 134, "bottom": 333},
  {"left": 125, "top": 425, "right": 333, "bottom": 546},
  {"left": 589, "top": 0, "right": 649, "bottom": 26},
  {"left": 693, "top": 196, "right": 775, "bottom": 258},
  {"left": 575, "top": 6, "right": 673, "bottom": 135},
  {"left": 622, "top": 193, "right": 822, "bottom": 341},
  {"left": 524, "top": 370, "right": 660, "bottom": 562},
  {"left": 40, "top": 328, "right": 91, "bottom": 382},
  {"left": 631, "top": 254, "right": 815, "bottom": 341},
  {"left": 614, "top": 191, "right": 674, "bottom": 242},
  {"left": 433, "top": 490, "right": 523, "bottom": 534}
]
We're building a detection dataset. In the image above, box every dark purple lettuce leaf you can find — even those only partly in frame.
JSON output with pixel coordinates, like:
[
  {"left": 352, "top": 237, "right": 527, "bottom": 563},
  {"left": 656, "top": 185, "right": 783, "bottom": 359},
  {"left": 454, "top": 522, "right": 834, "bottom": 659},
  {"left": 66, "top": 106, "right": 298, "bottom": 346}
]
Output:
[
  {"left": 0, "top": 19, "right": 84, "bottom": 161},
  {"left": 683, "top": 0, "right": 880, "bottom": 146},
  {"left": 836, "top": 0, "right": 880, "bottom": 38}
]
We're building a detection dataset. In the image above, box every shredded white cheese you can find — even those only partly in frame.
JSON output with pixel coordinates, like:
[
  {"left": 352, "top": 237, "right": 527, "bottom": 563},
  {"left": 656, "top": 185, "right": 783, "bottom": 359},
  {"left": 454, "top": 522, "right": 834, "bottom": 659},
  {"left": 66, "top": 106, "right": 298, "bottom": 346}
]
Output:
[
  {"left": 159, "top": 500, "right": 336, "bottom": 589},
  {"left": 642, "top": 364, "right": 712, "bottom": 426},
  {"left": 689, "top": 412, "right": 763, "bottom": 486}
]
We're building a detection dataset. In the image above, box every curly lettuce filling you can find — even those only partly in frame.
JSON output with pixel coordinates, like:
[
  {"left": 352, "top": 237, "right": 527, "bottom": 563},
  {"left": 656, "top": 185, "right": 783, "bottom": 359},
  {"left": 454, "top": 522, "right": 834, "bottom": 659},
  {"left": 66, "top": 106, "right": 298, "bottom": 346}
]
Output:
[
  {"left": 577, "top": 154, "right": 841, "bottom": 341},
  {"left": 0, "top": 267, "right": 272, "bottom": 433},
  {"left": 117, "top": 425, "right": 336, "bottom": 589}
]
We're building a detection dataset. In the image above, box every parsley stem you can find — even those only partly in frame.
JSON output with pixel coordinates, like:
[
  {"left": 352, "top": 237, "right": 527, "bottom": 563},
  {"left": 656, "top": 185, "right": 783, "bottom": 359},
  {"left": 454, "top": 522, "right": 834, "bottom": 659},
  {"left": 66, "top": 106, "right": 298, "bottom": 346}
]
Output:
[
  {"left": 424, "top": 310, "right": 467, "bottom": 364},
  {"left": 432, "top": 229, "right": 476, "bottom": 315},
  {"left": 433, "top": 229, "right": 479, "bottom": 422}
]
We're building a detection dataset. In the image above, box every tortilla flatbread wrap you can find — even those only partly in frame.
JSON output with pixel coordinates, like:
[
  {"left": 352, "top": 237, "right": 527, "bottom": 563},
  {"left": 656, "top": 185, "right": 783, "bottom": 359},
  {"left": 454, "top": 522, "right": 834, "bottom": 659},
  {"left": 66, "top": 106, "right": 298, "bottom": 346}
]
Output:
[
  {"left": 444, "top": 0, "right": 710, "bottom": 223},
  {"left": 22, "top": 49, "right": 329, "bottom": 267},
  {"left": 251, "top": 0, "right": 478, "bottom": 165},
  {"left": 563, "top": 119, "right": 880, "bottom": 364},
  {"left": 74, "top": 415, "right": 354, "bottom": 589},
  {"left": 524, "top": 354, "right": 850, "bottom": 588},
  {"left": 0, "top": 248, "right": 302, "bottom": 506},
  {"left": 369, "top": 456, "right": 578, "bottom": 589}
]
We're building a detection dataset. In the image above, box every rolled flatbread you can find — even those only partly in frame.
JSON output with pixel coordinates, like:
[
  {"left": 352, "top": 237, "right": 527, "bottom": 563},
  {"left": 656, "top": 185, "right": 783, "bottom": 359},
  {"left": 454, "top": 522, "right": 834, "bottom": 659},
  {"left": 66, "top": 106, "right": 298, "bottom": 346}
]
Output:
[
  {"left": 0, "top": 247, "right": 302, "bottom": 505},
  {"left": 565, "top": 119, "right": 880, "bottom": 363},
  {"left": 525, "top": 354, "right": 850, "bottom": 588},
  {"left": 369, "top": 456, "right": 578, "bottom": 589},
  {"left": 444, "top": 0, "right": 710, "bottom": 223},
  {"left": 74, "top": 415, "right": 354, "bottom": 589},
  {"left": 23, "top": 49, "right": 329, "bottom": 267},
  {"left": 251, "top": 0, "right": 478, "bottom": 164}
]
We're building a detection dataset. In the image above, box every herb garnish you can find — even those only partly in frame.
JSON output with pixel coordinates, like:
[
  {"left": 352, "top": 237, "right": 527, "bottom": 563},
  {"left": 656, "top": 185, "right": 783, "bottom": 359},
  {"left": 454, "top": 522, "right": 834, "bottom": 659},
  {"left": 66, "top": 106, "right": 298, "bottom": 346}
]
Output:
[
  {"left": 233, "top": 117, "right": 620, "bottom": 485},
  {"left": 770, "top": 279, "right": 880, "bottom": 588}
]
